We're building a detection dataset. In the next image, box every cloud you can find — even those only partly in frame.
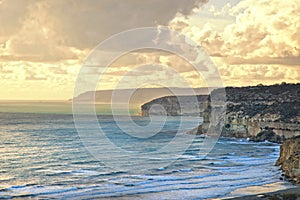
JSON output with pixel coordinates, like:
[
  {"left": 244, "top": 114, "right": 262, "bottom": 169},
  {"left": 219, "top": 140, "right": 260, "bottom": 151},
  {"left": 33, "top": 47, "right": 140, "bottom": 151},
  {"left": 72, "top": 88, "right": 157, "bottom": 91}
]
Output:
[
  {"left": 222, "top": 0, "right": 300, "bottom": 59},
  {"left": 223, "top": 56, "right": 300, "bottom": 66},
  {"left": 51, "top": 0, "right": 208, "bottom": 49},
  {"left": 218, "top": 64, "right": 300, "bottom": 86},
  {"left": 173, "top": 0, "right": 300, "bottom": 62},
  {"left": 0, "top": 0, "right": 208, "bottom": 62},
  {"left": 0, "top": 61, "right": 81, "bottom": 99},
  {"left": 25, "top": 74, "right": 47, "bottom": 81},
  {"left": 0, "top": 64, "right": 13, "bottom": 74},
  {"left": 166, "top": 0, "right": 300, "bottom": 86},
  {"left": 2, "top": 0, "right": 299, "bottom": 100},
  {"left": 0, "top": 0, "right": 34, "bottom": 37},
  {"left": 0, "top": 0, "right": 213, "bottom": 99},
  {"left": 48, "top": 66, "right": 68, "bottom": 75}
]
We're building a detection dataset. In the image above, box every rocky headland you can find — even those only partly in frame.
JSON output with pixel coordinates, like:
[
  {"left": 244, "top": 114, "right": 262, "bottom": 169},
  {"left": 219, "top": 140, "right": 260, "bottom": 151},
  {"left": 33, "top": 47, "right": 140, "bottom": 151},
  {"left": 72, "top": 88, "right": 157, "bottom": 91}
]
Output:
[
  {"left": 141, "top": 83, "right": 300, "bottom": 183},
  {"left": 141, "top": 83, "right": 300, "bottom": 142}
]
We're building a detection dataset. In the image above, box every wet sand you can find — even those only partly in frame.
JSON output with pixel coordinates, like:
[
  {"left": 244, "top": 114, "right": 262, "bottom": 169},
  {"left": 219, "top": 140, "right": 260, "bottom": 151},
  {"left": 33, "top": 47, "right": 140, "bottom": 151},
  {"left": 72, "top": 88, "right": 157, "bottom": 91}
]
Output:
[{"left": 227, "top": 186, "right": 300, "bottom": 200}]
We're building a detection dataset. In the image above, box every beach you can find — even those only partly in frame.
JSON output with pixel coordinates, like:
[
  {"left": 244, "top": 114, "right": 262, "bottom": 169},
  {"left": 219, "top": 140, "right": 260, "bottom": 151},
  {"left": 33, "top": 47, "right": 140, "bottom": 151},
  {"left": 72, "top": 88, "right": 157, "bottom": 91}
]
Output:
[{"left": 228, "top": 186, "right": 300, "bottom": 200}]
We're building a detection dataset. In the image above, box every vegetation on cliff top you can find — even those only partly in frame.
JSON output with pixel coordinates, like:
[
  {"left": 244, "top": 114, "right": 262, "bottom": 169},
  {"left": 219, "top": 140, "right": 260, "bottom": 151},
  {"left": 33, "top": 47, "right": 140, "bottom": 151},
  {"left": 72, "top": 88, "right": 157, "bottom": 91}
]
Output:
[{"left": 214, "top": 83, "right": 300, "bottom": 122}]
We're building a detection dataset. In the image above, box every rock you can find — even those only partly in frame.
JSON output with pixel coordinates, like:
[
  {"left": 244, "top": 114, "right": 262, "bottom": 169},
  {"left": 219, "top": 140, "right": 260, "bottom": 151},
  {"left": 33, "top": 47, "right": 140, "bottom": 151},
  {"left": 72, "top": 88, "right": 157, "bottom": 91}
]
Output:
[
  {"left": 186, "top": 123, "right": 211, "bottom": 135},
  {"left": 250, "top": 129, "right": 284, "bottom": 143},
  {"left": 141, "top": 95, "right": 210, "bottom": 116},
  {"left": 186, "top": 125, "right": 204, "bottom": 135},
  {"left": 196, "top": 124, "right": 203, "bottom": 134},
  {"left": 141, "top": 83, "right": 300, "bottom": 139},
  {"left": 276, "top": 136, "right": 300, "bottom": 184}
]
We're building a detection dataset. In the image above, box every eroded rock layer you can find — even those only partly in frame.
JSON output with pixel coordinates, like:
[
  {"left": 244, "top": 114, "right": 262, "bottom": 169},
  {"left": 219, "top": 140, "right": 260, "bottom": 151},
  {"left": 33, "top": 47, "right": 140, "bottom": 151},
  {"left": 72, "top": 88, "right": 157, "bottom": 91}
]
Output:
[{"left": 141, "top": 83, "right": 300, "bottom": 141}]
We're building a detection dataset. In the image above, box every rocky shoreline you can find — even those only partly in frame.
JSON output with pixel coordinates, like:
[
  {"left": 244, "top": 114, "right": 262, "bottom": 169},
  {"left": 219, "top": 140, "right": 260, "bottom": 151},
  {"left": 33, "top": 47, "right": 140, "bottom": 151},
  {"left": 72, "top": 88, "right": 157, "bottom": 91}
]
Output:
[
  {"left": 276, "top": 136, "right": 300, "bottom": 184},
  {"left": 141, "top": 83, "right": 300, "bottom": 185}
]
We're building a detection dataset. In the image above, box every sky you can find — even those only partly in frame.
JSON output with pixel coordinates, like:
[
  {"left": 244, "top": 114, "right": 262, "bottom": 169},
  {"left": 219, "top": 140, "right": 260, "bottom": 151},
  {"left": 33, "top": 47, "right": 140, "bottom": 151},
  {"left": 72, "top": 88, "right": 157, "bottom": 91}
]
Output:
[{"left": 0, "top": 0, "right": 299, "bottom": 100}]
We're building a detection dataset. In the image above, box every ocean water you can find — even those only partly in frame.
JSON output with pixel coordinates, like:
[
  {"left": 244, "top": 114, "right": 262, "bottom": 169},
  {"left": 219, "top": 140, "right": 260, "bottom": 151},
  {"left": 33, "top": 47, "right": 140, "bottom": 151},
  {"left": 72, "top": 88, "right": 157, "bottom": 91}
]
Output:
[
  {"left": 0, "top": 112, "right": 292, "bottom": 199},
  {"left": 0, "top": 101, "right": 140, "bottom": 115}
]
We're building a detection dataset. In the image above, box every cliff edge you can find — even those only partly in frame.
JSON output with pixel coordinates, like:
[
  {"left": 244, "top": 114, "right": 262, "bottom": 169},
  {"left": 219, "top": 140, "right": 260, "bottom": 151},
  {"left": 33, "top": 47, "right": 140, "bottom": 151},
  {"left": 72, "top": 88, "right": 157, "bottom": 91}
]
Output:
[
  {"left": 276, "top": 136, "right": 300, "bottom": 184},
  {"left": 141, "top": 83, "right": 300, "bottom": 141}
]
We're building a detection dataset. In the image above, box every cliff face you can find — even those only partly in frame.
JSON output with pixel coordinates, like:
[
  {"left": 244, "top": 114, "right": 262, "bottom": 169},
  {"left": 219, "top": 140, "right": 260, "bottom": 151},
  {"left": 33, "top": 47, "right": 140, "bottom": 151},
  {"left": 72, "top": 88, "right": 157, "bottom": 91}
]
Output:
[
  {"left": 141, "top": 95, "right": 210, "bottom": 116},
  {"left": 141, "top": 83, "right": 300, "bottom": 140},
  {"left": 220, "top": 83, "right": 300, "bottom": 141},
  {"left": 141, "top": 83, "right": 300, "bottom": 184},
  {"left": 276, "top": 136, "right": 300, "bottom": 184}
]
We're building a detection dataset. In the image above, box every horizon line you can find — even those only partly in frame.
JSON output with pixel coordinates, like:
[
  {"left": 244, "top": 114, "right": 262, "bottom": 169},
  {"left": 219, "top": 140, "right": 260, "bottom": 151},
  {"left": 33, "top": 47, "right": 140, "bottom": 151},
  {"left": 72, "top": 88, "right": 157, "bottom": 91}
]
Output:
[{"left": 1, "top": 82, "right": 298, "bottom": 101}]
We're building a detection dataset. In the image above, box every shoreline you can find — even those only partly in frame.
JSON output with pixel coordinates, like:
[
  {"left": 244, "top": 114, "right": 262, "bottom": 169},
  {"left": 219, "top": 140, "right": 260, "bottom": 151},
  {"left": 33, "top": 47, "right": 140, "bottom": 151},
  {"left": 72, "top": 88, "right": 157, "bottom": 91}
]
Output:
[
  {"left": 1, "top": 112, "right": 297, "bottom": 199},
  {"left": 226, "top": 186, "right": 300, "bottom": 200}
]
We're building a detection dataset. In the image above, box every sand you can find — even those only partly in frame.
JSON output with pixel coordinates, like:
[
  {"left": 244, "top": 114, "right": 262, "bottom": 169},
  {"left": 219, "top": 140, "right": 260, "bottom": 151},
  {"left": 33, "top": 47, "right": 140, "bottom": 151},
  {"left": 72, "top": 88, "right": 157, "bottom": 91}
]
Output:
[{"left": 227, "top": 187, "right": 300, "bottom": 200}]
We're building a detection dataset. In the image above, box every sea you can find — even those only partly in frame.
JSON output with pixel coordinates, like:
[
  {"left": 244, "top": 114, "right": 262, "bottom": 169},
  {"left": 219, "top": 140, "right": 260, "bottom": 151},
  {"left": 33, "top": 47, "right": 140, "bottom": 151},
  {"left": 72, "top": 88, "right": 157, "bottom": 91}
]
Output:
[{"left": 0, "top": 102, "right": 293, "bottom": 199}]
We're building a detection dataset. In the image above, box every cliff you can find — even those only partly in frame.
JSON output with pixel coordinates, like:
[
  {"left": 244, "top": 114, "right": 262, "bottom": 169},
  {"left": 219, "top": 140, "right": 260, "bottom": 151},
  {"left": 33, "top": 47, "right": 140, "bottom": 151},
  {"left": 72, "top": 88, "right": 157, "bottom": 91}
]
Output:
[
  {"left": 141, "top": 83, "right": 300, "bottom": 140},
  {"left": 73, "top": 87, "right": 211, "bottom": 104},
  {"left": 141, "top": 95, "right": 209, "bottom": 116},
  {"left": 219, "top": 83, "right": 299, "bottom": 141},
  {"left": 276, "top": 136, "right": 300, "bottom": 184}
]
